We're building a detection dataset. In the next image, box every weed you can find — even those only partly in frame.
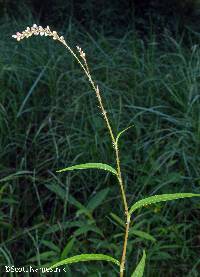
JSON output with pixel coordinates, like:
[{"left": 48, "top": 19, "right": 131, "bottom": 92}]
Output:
[{"left": 5, "top": 23, "right": 200, "bottom": 276}]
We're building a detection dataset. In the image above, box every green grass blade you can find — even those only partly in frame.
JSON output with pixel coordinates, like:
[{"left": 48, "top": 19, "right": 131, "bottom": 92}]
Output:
[
  {"left": 48, "top": 254, "right": 120, "bottom": 269},
  {"left": 61, "top": 238, "right": 75, "bottom": 260},
  {"left": 17, "top": 65, "right": 49, "bottom": 118},
  {"left": 73, "top": 224, "right": 103, "bottom": 237},
  {"left": 46, "top": 183, "right": 93, "bottom": 219},
  {"left": 0, "top": 171, "right": 32, "bottom": 183},
  {"left": 131, "top": 250, "right": 146, "bottom": 277},
  {"left": 129, "top": 193, "right": 200, "bottom": 215},
  {"left": 109, "top": 212, "right": 125, "bottom": 228},
  {"left": 0, "top": 184, "right": 8, "bottom": 203},
  {"left": 129, "top": 229, "right": 156, "bottom": 242},
  {"left": 87, "top": 188, "right": 109, "bottom": 211},
  {"left": 57, "top": 163, "right": 117, "bottom": 175}
]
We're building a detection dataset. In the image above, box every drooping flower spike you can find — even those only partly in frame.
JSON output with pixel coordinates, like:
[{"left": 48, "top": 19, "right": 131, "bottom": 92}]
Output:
[
  {"left": 12, "top": 24, "right": 64, "bottom": 42},
  {"left": 12, "top": 24, "right": 86, "bottom": 65}
]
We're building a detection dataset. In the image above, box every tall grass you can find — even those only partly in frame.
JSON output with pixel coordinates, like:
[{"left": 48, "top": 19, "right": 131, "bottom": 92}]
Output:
[{"left": 0, "top": 18, "right": 200, "bottom": 276}]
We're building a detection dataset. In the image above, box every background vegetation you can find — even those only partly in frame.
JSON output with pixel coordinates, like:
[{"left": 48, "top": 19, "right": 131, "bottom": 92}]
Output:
[{"left": 0, "top": 1, "right": 200, "bottom": 276}]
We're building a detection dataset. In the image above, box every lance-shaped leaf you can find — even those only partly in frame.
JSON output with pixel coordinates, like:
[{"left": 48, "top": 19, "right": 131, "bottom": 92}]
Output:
[
  {"left": 131, "top": 250, "right": 146, "bottom": 277},
  {"left": 129, "top": 229, "right": 156, "bottom": 242},
  {"left": 57, "top": 163, "right": 117, "bottom": 175},
  {"left": 129, "top": 193, "right": 200, "bottom": 215},
  {"left": 48, "top": 254, "right": 120, "bottom": 270},
  {"left": 110, "top": 212, "right": 125, "bottom": 228},
  {"left": 0, "top": 171, "right": 32, "bottom": 183},
  {"left": 87, "top": 188, "right": 110, "bottom": 212},
  {"left": 116, "top": 125, "right": 134, "bottom": 146},
  {"left": 61, "top": 238, "right": 75, "bottom": 260}
]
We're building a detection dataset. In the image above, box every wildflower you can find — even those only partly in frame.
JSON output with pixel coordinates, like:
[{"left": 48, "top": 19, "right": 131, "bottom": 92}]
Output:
[
  {"left": 11, "top": 24, "right": 65, "bottom": 42},
  {"left": 76, "top": 45, "right": 86, "bottom": 59}
]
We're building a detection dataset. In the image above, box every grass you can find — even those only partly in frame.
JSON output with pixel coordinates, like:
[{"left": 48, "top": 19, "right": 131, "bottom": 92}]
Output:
[{"left": 0, "top": 16, "right": 200, "bottom": 276}]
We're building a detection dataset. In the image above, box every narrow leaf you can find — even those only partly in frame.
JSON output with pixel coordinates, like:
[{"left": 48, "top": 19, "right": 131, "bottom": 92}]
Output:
[
  {"left": 73, "top": 225, "right": 103, "bottom": 237},
  {"left": 61, "top": 238, "right": 75, "bottom": 259},
  {"left": 44, "top": 221, "right": 83, "bottom": 235},
  {"left": 131, "top": 250, "right": 146, "bottom": 277},
  {"left": 116, "top": 125, "right": 134, "bottom": 146},
  {"left": 57, "top": 163, "right": 117, "bottom": 175},
  {"left": 48, "top": 254, "right": 120, "bottom": 270},
  {"left": 151, "top": 251, "right": 172, "bottom": 260},
  {"left": 129, "top": 193, "right": 200, "bottom": 215},
  {"left": 68, "top": 195, "right": 92, "bottom": 219},
  {"left": 0, "top": 171, "right": 32, "bottom": 183},
  {"left": 17, "top": 66, "right": 48, "bottom": 117},
  {"left": 28, "top": 251, "right": 57, "bottom": 262},
  {"left": 0, "top": 184, "right": 8, "bottom": 203},
  {"left": 87, "top": 188, "right": 109, "bottom": 211},
  {"left": 46, "top": 184, "right": 92, "bottom": 219},
  {"left": 109, "top": 213, "right": 125, "bottom": 228},
  {"left": 129, "top": 228, "right": 156, "bottom": 242},
  {"left": 41, "top": 240, "right": 60, "bottom": 253}
]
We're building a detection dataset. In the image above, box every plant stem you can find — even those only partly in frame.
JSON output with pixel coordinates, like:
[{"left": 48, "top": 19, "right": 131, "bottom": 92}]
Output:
[
  {"left": 83, "top": 61, "right": 130, "bottom": 277},
  {"left": 60, "top": 39, "right": 130, "bottom": 276},
  {"left": 120, "top": 213, "right": 130, "bottom": 277},
  {"left": 115, "top": 145, "right": 128, "bottom": 213},
  {"left": 114, "top": 144, "right": 130, "bottom": 277}
]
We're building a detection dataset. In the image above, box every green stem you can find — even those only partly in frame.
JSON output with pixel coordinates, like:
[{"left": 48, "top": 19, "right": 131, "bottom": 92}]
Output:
[
  {"left": 59, "top": 38, "right": 130, "bottom": 277},
  {"left": 120, "top": 213, "right": 130, "bottom": 277}
]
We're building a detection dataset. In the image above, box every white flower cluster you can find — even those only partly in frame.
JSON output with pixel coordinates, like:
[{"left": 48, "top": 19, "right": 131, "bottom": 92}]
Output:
[
  {"left": 76, "top": 46, "right": 86, "bottom": 59},
  {"left": 11, "top": 24, "right": 87, "bottom": 68},
  {"left": 12, "top": 24, "right": 65, "bottom": 42}
]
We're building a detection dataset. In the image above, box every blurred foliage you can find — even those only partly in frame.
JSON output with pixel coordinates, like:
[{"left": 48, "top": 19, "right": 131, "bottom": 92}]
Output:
[
  {"left": 0, "top": 15, "right": 200, "bottom": 275},
  {"left": 1, "top": 0, "right": 200, "bottom": 35}
]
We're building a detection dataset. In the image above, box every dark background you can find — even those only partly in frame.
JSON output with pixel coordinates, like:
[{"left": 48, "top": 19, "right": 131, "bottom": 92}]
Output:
[{"left": 1, "top": 0, "right": 200, "bottom": 34}]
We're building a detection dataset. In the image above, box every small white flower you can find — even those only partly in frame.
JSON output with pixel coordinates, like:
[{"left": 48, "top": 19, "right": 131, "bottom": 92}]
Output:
[{"left": 12, "top": 24, "right": 68, "bottom": 45}]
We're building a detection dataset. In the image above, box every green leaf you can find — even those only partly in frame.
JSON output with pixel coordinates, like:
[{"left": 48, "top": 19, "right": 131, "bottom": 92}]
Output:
[
  {"left": 73, "top": 224, "right": 103, "bottom": 237},
  {"left": 17, "top": 66, "right": 48, "bottom": 117},
  {"left": 68, "top": 195, "right": 92, "bottom": 219},
  {"left": 129, "top": 193, "right": 200, "bottom": 215},
  {"left": 0, "top": 171, "right": 32, "bottom": 183},
  {"left": 48, "top": 254, "right": 120, "bottom": 270},
  {"left": 0, "top": 184, "right": 8, "bottom": 203},
  {"left": 28, "top": 251, "right": 57, "bottom": 262},
  {"left": 151, "top": 251, "right": 172, "bottom": 261},
  {"left": 87, "top": 188, "right": 109, "bottom": 211},
  {"left": 131, "top": 250, "right": 146, "bottom": 277},
  {"left": 44, "top": 221, "right": 83, "bottom": 235},
  {"left": 116, "top": 125, "right": 134, "bottom": 146},
  {"left": 46, "top": 184, "right": 93, "bottom": 219},
  {"left": 41, "top": 240, "right": 60, "bottom": 253},
  {"left": 57, "top": 163, "right": 117, "bottom": 175},
  {"left": 61, "top": 238, "right": 75, "bottom": 259},
  {"left": 129, "top": 228, "right": 156, "bottom": 242},
  {"left": 109, "top": 212, "right": 125, "bottom": 228},
  {"left": 45, "top": 183, "right": 66, "bottom": 200}
]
